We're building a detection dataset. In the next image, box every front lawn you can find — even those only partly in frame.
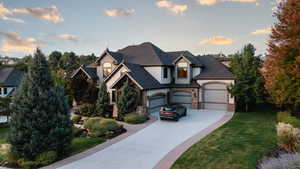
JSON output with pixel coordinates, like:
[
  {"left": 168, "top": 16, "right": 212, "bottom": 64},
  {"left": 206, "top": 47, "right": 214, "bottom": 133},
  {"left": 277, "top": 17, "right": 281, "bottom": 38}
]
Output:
[
  {"left": 67, "top": 137, "right": 106, "bottom": 156},
  {"left": 172, "top": 107, "right": 277, "bottom": 169}
]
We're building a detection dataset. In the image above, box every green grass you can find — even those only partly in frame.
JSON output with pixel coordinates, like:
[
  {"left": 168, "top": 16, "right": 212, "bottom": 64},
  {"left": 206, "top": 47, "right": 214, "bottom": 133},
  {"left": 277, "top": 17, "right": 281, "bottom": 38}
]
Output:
[
  {"left": 67, "top": 137, "right": 106, "bottom": 156},
  {"left": 172, "top": 108, "right": 277, "bottom": 169}
]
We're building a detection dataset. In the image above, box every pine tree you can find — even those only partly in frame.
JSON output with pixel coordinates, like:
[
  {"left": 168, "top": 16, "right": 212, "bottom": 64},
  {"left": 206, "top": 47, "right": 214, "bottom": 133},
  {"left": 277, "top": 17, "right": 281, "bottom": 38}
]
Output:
[
  {"left": 117, "top": 80, "right": 137, "bottom": 120},
  {"left": 96, "top": 83, "right": 110, "bottom": 117},
  {"left": 9, "top": 49, "right": 72, "bottom": 160},
  {"left": 263, "top": 0, "right": 300, "bottom": 115},
  {"left": 229, "top": 44, "right": 266, "bottom": 112}
]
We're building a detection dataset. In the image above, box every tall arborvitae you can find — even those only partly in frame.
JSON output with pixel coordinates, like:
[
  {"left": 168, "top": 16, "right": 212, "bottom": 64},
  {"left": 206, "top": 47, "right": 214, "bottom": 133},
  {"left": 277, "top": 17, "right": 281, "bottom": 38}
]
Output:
[
  {"left": 96, "top": 83, "right": 110, "bottom": 117},
  {"left": 117, "top": 80, "right": 137, "bottom": 120},
  {"left": 9, "top": 49, "right": 72, "bottom": 160}
]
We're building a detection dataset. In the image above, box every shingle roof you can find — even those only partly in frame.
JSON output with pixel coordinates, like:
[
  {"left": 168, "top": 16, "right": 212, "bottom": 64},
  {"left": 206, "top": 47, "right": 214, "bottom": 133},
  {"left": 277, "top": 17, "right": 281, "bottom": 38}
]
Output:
[
  {"left": 168, "top": 51, "right": 203, "bottom": 67},
  {"left": 107, "top": 50, "right": 123, "bottom": 63},
  {"left": 122, "top": 62, "right": 162, "bottom": 89},
  {"left": 117, "top": 42, "right": 174, "bottom": 66},
  {"left": 194, "top": 56, "right": 235, "bottom": 80},
  {"left": 71, "top": 66, "right": 98, "bottom": 79},
  {"left": 0, "top": 67, "right": 24, "bottom": 87}
]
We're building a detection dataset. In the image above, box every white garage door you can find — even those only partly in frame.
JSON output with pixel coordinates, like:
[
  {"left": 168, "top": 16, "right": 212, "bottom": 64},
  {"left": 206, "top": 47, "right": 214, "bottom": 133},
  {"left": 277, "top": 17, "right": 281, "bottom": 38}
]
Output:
[
  {"left": 172, "top": 91, "right": 192, "bottom": 108},
  {"left": 149, "top": 95, "right": 166, "bottom": 113},
  {"left": 204, "top": 83, "right": 228, "bottom": 111}
]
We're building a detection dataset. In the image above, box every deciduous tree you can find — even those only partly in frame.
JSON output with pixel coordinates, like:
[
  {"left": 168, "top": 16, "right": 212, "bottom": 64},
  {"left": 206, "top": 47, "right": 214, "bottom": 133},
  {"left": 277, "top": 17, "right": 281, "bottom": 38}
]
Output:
[{"left": 263, "top": 0, "right": 300, "bottom": 115}]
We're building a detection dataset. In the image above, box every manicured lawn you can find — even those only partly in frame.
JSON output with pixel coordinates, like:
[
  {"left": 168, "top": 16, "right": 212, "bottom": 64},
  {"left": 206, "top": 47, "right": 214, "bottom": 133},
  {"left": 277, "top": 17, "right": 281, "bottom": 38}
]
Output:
[
  {"left": 172, "top": 108, "right": 277, "bottom": 169},
  {"left": 67, "top": 137, "right": 106, "bottom": 156}
]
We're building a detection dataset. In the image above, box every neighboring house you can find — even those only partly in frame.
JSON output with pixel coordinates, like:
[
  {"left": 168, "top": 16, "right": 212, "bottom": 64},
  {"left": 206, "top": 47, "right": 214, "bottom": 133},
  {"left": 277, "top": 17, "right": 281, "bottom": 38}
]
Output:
[
  {"left": 71, "top": 42, "right": 235, "bottom": 115},
  {"left": 0, "top": 67, "right": 24, "bottom": 97},
  {"left": 0, "top": 56, "right": 20, "bottom": 65}
]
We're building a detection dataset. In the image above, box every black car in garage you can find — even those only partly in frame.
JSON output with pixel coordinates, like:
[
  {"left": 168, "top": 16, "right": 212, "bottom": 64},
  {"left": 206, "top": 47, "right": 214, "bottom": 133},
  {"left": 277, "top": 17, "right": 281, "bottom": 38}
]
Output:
[{"left": 159, "top": 104, "right": 187, "bottom": 121}]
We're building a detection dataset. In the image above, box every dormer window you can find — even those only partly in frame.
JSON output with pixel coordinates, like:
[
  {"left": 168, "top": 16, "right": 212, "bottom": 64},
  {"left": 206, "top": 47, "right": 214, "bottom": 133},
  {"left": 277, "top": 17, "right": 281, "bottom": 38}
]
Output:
[
  {"left": 163, "top": 67, "right": 168, "bottom": 78},
  {"left": 177, "top": 62, "right": 188, "bottom": 78},
  {"left": 103, "top": 62, "right": 112, "bottom": 78}
]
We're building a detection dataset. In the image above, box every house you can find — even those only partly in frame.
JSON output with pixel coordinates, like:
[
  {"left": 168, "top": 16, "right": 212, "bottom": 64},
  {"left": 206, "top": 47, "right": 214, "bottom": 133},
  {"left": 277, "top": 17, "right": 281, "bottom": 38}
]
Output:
[
  {"left": 0, "top": 67, "right": 24, "bottom": 97},
  {"left": 71, "top": 42, "right": 235, "bottom": 115}
]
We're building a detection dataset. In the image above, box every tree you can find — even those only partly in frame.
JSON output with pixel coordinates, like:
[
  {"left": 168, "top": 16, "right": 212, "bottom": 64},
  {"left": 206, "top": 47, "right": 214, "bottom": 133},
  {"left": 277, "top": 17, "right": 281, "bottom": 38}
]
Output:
[
  {"left": 262, "top": 0, "right": 300, "bottom": 115},
  {"left": 9, "top": 49, "right": 72, "bottom": 160},
  {"left": 48, "top": 51, "right": 62, "bottom": 70},
  {"left": 117, "top": 80, "right": 137, "bottom": 120},
  {"left": 228, "top": 44, "right": 266, "bottom": 112},
  {"left": 0, "top": 97, "right": 11, "bottom": 116},
  {"left": 96, "top": 83, "right": 110, "bottom": 117},
  {"left": 59, "top": 52, "right": 79, "bottom": 72}
]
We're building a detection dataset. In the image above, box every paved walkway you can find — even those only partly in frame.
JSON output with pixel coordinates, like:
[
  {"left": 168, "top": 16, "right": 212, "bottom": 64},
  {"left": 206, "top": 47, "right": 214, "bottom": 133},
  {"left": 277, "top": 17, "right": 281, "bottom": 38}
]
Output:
[{"left": 55, "top": 109, "right": 229, "bottom": 169}]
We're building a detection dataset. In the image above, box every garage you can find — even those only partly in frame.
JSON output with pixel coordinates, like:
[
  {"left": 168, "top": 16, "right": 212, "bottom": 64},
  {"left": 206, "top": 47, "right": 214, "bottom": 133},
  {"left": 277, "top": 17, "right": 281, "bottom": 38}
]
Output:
[
  {"left": 171, "top": 91, "right": 192, "bottom": 108},
  {"left": 203, "top": 83, "right": 228, "bottom": 111},
  {"left": 148, "top": 94, "right": 166, "bottom": 113}
]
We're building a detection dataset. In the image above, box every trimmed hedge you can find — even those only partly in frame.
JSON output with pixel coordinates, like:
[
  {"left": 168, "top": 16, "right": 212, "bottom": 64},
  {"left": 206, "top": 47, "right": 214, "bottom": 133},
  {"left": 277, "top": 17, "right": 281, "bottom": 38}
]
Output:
[
  {"left": 277, "top": 111, "right": 300, "bottom": 129},
  {"left": 124, "top": 113, "right": 148, "bottom": 124},
  {"left": 83, "top": 118, "right": 120, "bottom": 137}
]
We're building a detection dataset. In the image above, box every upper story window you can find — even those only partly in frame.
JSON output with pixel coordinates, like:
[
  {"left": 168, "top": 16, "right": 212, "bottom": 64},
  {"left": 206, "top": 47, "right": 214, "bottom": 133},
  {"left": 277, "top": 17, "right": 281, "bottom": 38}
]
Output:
[
  {"left": 163, "top": 67, "right": 168, "bottom": 78},
  {"left": 3, "top": 88, "right": 7, "bottom": 95},
  {"left": 103, "top": 62, "right": 112, "bottom": 78},
  {"left": 177, "top": 62, "right": 188, "bottom": 78},
  {"left": 0, "top": 88, "right": 2, "bottom": 95}
]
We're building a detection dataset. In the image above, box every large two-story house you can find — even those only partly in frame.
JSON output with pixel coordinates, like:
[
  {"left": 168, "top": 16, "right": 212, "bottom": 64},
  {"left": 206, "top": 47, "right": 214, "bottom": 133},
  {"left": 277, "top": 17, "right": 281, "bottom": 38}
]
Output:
[{"left": 71, "top": 42, "right": 235, "bottom": 115}]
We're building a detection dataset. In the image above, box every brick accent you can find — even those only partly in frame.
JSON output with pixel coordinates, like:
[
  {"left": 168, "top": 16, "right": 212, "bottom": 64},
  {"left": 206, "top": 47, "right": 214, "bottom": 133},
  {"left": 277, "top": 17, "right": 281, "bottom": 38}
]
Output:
[{"left": 227, "top": 104, "right": 235, "bottom": 112}]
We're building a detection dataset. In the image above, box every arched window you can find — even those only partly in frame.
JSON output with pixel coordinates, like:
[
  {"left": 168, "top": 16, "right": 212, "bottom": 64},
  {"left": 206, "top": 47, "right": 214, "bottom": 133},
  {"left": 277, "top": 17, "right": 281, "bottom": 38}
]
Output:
[{"left": 103, "top": 62, "right": 112, "bottom": 77}]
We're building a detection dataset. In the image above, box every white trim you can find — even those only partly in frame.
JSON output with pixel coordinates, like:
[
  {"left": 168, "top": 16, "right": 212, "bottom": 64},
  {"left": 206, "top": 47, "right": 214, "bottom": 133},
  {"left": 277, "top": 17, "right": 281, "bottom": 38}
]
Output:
[{"left": 71, "top": 67, "right": 93, "bottom": 79}]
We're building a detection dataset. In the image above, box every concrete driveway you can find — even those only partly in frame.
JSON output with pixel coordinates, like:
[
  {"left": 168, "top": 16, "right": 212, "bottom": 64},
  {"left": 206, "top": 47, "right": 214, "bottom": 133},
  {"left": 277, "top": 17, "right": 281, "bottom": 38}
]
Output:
[{"left": 58, "top": 109, "right": 227, "bottom": 169}]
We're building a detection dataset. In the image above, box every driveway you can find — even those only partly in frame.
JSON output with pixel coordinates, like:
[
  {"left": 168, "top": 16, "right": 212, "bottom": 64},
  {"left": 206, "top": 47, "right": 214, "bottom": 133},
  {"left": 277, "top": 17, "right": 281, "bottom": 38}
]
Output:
[{"left": 57, "top": 109, "right": 227, "bottom": 169}]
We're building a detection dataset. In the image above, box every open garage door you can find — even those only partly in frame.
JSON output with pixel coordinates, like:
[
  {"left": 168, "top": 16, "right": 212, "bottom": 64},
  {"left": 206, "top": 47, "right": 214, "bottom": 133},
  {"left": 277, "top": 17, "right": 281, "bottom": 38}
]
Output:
[
  {"left": 149, "top": 94, "right": 166, "bottom": 113},
  {"left": 203, "top": 83, "right": 228, "bottom": 111},
  {"left": 172, "top": 91, "right": 192, "bottom": 108}
]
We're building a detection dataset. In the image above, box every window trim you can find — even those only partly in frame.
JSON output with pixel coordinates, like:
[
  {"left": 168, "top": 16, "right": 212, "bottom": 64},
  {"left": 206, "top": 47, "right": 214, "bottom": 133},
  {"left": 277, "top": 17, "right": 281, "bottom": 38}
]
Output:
[{"left": 3, "top": 88, "right": 7, "bottom": 95}]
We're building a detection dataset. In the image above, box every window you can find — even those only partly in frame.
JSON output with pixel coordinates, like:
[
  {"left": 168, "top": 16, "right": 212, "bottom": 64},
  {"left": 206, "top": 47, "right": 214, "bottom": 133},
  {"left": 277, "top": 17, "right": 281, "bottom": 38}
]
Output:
[
  {"left": 0, "top": 88, "right": 2, "bottom": 95},
  {"left": 163, "top": 67, "right": 168, "bottom": 78},
  {"left": 103, "top": 63, "right": 112, "bottom": 78},
  {"left": 177, "top": 62, "right": 188, "bottom": 78},
  {"left": 3, "top": 88, "right": 7, "bottom": 95},
  {"left": 112, "top": 90, "right": 116, "bottom": 103}
]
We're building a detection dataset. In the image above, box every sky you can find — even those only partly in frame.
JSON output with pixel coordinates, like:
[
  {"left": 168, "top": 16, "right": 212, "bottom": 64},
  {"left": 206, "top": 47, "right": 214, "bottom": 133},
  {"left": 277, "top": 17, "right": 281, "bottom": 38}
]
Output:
[{"left": 0, "top": 0, "right": 280, "bottom": 58}]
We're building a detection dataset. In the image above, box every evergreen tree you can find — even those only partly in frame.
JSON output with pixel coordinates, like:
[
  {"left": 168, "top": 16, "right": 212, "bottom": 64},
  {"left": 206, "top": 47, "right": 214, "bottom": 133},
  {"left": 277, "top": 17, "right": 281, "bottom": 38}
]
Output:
[
  {"left": 263, "top": 0, "right": 300, "bottom": 115},
  {"left": 117, "top": 80, "right": 137, "bottom": 120},
  {"left": 229, "top": 44, "right": 266, "bottom": 112},
  {"left": 96, "top": 83, "right": 110, "bottom": 117},
  {"left": 9, "top": 49, "right": 72, "bottom": 160}
]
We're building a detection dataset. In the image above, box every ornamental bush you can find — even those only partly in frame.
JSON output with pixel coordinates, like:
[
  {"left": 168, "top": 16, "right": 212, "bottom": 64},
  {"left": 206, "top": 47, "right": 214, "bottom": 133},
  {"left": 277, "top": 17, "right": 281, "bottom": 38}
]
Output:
[
  {"left": 35, "top": 151, "right": 57, "bottom": 166},
  {"left": 277, "top": 111, "right": 300, "bottom": 129},
  {"left": 84, "top": 118, "right": 119, "bottom": 137},
  {"left": 277, "top": 123, "right": 300, "bottom": 153},
  {"left": 258, "top": 153, "right": 300, "bottom": 169},
  {"left": 71, "top": 114, "right": 82, "bottom": 124},
  {"left": 79, "top": 103, "right": 95, "bottom": 117},
  {"left": 124, "top": 113, "right": 148, "bottom": 124}
]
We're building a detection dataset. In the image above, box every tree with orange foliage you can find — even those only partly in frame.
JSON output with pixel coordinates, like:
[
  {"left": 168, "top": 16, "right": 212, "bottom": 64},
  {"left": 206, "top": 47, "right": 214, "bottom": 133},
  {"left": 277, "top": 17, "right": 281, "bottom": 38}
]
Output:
[{"left": 263, "top": 0, "right": 300, "bottom": 115}]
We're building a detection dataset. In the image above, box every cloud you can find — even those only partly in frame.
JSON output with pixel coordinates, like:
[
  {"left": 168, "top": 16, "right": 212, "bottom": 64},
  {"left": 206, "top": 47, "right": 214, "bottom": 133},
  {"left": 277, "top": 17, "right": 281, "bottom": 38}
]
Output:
[
  {"left": 197, "top": 0, "right": 218, "bottom": 6},
  {"left": 199, "top": 36, "right": 234, "bottom": 45},
  {"left": 12, "top": 5, "right": 64, "bottom": 23},
  {"left": 0, "top": 31, "right": 40, "bottom": 52},
  {"left": 0, "top": 3, "right": 25, "bottom": 23},
  {"left": 196, "top": 0, "right": 257, "bottom": 5},
  {"left": 251, "top": 27, "right": 271, "bottom": 35},
  {"left": 102, "top": 8, "right": 135, "bottom": 17},
  {"left": 156, "top": 0, "right": 188, "bottom": 14},
  {"left": 56, "top": 34, "right": 78, "bottom": 42}
]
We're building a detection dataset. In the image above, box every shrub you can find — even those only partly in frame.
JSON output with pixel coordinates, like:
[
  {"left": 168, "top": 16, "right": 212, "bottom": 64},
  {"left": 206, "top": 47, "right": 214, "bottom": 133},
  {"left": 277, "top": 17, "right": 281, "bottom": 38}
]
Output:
[
  {"left": 277, "top": 111, "right": 300, "bottom": 129},
  {"left": 277, "top": 123, "right": 300, "bottom": 153},
  {"left": 72, "top": 127, "right": 86, "bottom": 137},
  {"left": 83, "top": 118, "right": 120, "bottom": 137},
  {"left": 17, "top": 158, "right": 37, "bottom": 169},
  {"left": 124, "top": 113, "right": 148, "bottom": 124},
  {"left": 35, "top": 151, "right": 57, "bottom": 166},
  {"left": 258, "top": 153, "right": 300, "bottom": 169},
  {"left": 79, "top": 103, "right": 96, "bottom": 117},
  {"left": 71, "top": 114, "right": 81, "bottom": 124}
]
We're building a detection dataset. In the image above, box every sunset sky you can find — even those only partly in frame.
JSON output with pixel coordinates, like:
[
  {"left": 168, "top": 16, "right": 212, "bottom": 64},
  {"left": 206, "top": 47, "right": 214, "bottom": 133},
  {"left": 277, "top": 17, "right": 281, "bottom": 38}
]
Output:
[{"left": 0, "top": 0, "right": 279, "bottom": 57}]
